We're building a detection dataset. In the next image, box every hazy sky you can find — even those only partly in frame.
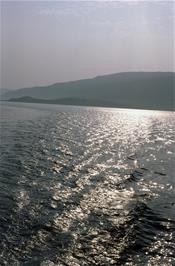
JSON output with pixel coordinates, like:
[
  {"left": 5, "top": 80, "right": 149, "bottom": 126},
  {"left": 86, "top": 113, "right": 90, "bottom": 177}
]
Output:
[{"left": 1, "top": 0, "right": 174, "bottom": 89}]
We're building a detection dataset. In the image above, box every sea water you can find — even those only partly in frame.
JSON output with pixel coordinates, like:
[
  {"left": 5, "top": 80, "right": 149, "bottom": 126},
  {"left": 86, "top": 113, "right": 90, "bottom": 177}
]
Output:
[{"left": 0, "top": 102, "right": 175, "bottom": 265}]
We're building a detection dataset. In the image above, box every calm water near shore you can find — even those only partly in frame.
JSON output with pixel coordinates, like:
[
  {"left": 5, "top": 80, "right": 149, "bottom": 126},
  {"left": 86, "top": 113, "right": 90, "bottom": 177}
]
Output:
[{"left": 0, "top": 102, "right": 175, "bottom": 265}]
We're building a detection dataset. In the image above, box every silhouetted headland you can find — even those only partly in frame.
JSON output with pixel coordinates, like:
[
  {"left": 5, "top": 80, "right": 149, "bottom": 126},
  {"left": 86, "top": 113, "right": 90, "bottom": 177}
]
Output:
[{"left": 2, "top": 72, "right": 175, "bottom": 111}]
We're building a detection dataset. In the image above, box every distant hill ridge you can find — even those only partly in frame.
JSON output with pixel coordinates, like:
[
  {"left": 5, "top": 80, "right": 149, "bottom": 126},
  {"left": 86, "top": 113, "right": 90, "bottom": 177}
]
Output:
[{"left": 2, "top": 72, "right": 175, "bottom": 111}]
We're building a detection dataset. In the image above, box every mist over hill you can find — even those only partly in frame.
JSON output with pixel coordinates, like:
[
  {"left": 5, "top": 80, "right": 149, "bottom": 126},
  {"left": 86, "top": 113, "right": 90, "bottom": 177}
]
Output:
[
  {"left": 0, "top": 89, "right": 11, "bottom": 96},
  {"left": 2, "top": 72, "right": 175, "bottom": 111}
]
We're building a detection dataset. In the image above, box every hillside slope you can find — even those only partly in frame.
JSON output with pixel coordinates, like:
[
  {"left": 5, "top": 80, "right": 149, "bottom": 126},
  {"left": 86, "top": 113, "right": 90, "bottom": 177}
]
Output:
[{"left": 2, "top": 72, "right": 175, "bottom": 110}]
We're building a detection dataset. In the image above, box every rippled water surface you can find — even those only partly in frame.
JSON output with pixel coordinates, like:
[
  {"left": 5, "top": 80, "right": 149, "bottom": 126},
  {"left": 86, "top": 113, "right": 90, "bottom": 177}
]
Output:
[{"left": 0, "top": 102, "right": 175, "bottom": 266}]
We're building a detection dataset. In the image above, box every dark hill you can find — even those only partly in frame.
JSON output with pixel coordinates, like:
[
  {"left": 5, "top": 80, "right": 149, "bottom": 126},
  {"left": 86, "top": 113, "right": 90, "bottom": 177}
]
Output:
[{"left": 2, "top": 72, "right": 175, "bottom": 111}]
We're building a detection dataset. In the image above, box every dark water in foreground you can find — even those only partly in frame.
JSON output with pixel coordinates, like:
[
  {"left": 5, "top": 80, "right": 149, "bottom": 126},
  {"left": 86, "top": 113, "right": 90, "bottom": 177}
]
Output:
[{"left": 0, "top": 102, "right": 175, "bottom": 266}]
